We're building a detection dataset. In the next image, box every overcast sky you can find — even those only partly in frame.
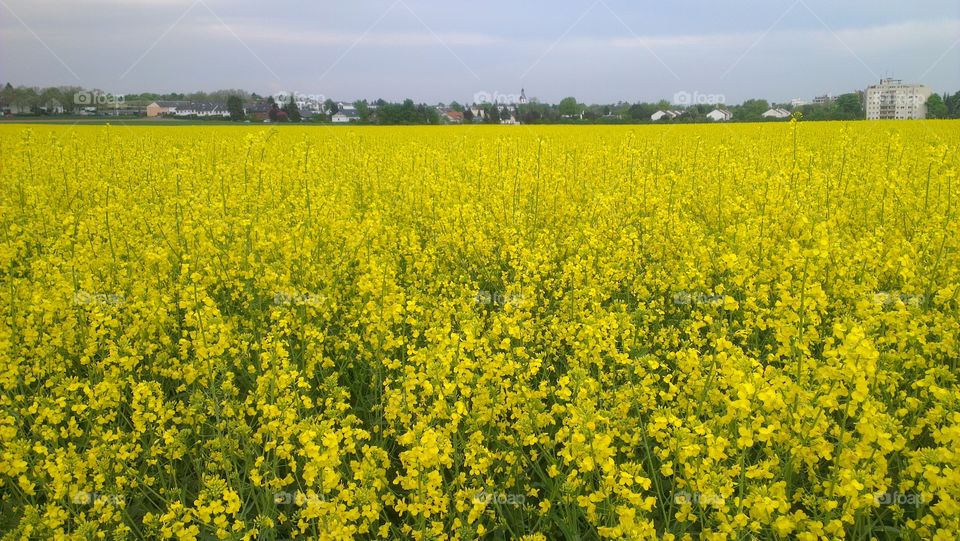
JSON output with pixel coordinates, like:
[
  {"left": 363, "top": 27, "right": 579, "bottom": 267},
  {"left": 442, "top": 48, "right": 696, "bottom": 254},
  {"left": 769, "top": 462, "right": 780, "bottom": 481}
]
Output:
[{"left": 1, "top": 0, "right": 958, "bottom": 104}]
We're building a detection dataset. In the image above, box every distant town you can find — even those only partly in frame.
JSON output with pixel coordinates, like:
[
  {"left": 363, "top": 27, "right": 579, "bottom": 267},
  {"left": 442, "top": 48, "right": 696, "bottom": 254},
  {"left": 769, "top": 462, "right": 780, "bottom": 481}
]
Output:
[{"left": 2, "top": 78, "right": 958, "bottom": 124}]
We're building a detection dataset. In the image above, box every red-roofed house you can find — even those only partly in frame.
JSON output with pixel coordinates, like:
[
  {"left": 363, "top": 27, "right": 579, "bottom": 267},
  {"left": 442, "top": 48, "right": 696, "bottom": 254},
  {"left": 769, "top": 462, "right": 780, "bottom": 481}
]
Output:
[{"left": 443, "top": 111, "right": 464, "bottom": 124}]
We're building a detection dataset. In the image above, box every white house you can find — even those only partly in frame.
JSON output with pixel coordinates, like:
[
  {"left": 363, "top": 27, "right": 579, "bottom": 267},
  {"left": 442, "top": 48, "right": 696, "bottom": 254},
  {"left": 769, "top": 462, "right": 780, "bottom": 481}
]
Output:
[
  {"left": 273, "top": 93, "right": 323, "bottom": 115},
  {"left": 706, "top": 108, "right": 732, "bottom": 121},
  {"left": 651, "top": 110, "right": 680, "bottom": 121},
  {"left": 194, "top": 103, "right": 227, "bottom": 117},
  {"left": 493, "top": 105, "right": 518, "bottom": 124},
  {"left": 469, "top": 106, "right": 487, "bottom": 120},
  {"left": 301, "top": 101, "right": 322, "bottom": 116},
  {"left": 2, "top": 102, "right": 34, "bottom": 114},
  {"left": 144, "top": 101, "right": 232, "bottom": 118},
  {"left": 40, "top": 100, "right": 65, "bottom": 114},
  {"left": 332, "top": 103, "right": 359, "bottom": 116},
  {"left": 762, "top": 107, "right": 791, "bottom": 119},
  {"left": 146, "top": 101, "right": 185, "bottom": 117},
  {"left": 332, "top": 110, "right": 359, "bottom": 123},
  {"left": 174, "top": 105, "right": 197, "bottom": 116},
  {"left": 500, "top": 113, "right": 520, "bottom": 125},
  {"left": 164, "top": 102, "right": 230, "bottom": 118},
  {"left": 442, "top": 111, "right": 464, "bottom": 123}
]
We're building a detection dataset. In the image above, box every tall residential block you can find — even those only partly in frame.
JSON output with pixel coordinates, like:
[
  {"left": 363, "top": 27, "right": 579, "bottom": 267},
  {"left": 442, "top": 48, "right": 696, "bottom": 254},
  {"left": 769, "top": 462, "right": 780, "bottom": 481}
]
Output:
[{"left": 865, "top": 78, "right": 932, "bottom": 120}]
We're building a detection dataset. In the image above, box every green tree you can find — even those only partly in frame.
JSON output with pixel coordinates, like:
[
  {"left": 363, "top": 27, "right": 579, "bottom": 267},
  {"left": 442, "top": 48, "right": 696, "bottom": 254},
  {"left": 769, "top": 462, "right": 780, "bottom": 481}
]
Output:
[
  {"left": 376, "top": 99, "right": 420, "bottom": 124},
  {"left": 8, "top": 86, "right": 40, "bottom": 114},
  {"left": 944, "top": 91, "right": 960, "bottom": 118},
  {"left": 267, "top": 96, "right": 279, "bottom": 122},
  {"left": 354, "top": 100, "right": 370, "bottom": 122},
  {"left": 186, "top": 91, "right": 210, "bottom": 102},
  {"left": 207, "top": 89, "right": 251, "bottom": 103},
  {"left": 521, "top": 102, "right": 551, "bottom": 123},
  {"left": 943, "top": 90, "right": 960, "bottom": 118},
  {"left": 283, "top": 95, "right": 301, "bottom": 122},
  {"left": 925, "top": 93, "right": 948, "bottom": 119},
  {"left": 835, "top": 93, "right": 863, "bottom": 119},
  {"left": 324, "top": 98, "right": 338, "bottom": 116},
  {"left": 400, "top": 99, "right": 416, "bottom": 123},
  {"left": 684, "top": 106, "right": 706, "bottom": 122},
  {"left": 226, "top": 95, "right": 245, "bottom": 121},
  {"left": 735, "top": 99, "right": 769, "bottom": 122},
  {"left": 627, "top": 102, "right": 657, "bottom": 121},
  {"left": 558, "top": 97, "right": 579, "bottom": 117},
  {"left": 39, "top": 87, "right": 65, "bottom": 114},
  {"left": 416, "top": 103, "right": 440, "bottom": 124}
]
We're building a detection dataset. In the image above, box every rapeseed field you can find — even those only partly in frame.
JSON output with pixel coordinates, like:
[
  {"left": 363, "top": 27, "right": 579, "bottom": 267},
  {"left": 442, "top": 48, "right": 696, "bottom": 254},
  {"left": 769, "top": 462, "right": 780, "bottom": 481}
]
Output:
[{"left": 1, "top": 122, "right": 958, "bottom": 539}]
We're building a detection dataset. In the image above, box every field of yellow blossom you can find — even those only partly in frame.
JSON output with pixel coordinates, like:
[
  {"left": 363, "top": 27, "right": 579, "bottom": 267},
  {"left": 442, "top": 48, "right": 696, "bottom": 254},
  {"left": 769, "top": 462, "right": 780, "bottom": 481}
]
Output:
[{"left": 1, "top": 121, "right": 959, "bottom": 540}]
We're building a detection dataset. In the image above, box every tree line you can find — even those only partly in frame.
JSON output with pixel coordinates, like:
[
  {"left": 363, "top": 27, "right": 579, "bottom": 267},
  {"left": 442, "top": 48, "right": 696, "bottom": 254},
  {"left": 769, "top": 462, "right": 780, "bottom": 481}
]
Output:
[{"left": 4, "top": 83, "right": 960, "bottom": 123}]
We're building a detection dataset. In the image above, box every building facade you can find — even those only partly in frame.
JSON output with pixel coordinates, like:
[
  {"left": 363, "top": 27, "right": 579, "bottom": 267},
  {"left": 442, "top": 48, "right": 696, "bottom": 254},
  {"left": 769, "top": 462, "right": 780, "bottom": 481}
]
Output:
[{"left": 865, "top": 79, "right": 932, "bottom": 120}]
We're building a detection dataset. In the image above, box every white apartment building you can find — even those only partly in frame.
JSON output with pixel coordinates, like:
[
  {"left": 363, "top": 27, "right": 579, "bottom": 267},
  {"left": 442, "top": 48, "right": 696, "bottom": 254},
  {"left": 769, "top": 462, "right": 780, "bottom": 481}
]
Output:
[{"left": 865, "top": 78, "right": 932, "bottom": 120}]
